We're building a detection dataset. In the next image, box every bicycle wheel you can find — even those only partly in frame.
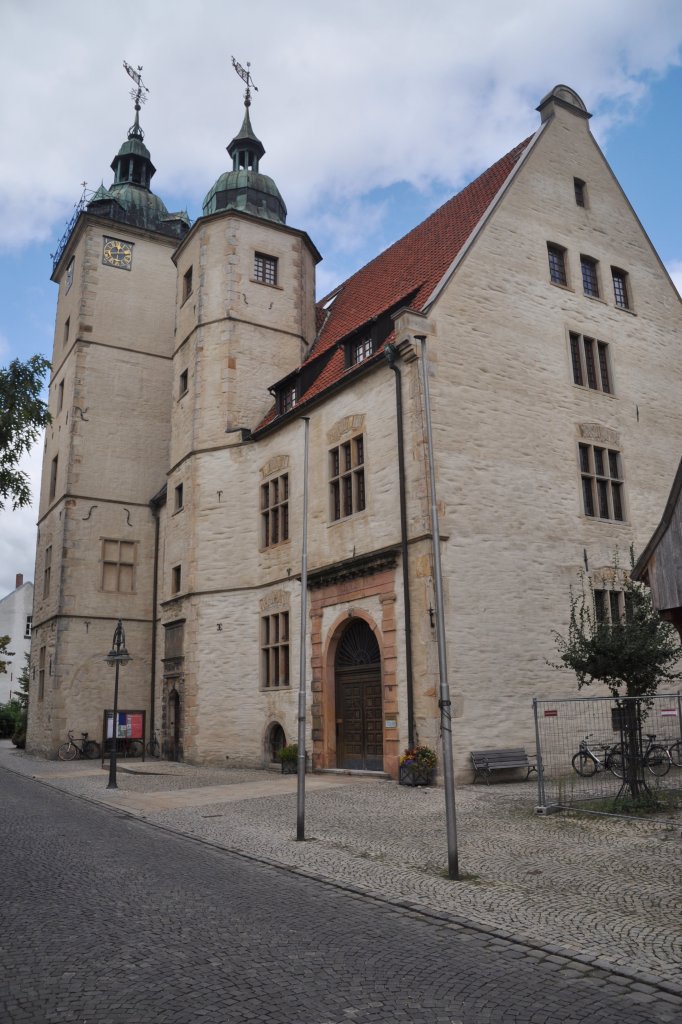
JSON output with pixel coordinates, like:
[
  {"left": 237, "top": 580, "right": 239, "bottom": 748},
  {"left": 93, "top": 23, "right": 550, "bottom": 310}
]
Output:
[
  {"left": 572, "top": 751, "right": 597, "bottom": 777},
  {"left": 127, "top": 739, "right": 143, "bottom": 758},
  {"left": 667, "top": 741, "right": 682, "bottom": 767},
  {"left": 83, "top": 740, "right": 101, "bottom": 760},
  {"left": 645, "top": 745, "right": 671, "bottom": 777},
  {"left": 146, "top": 738, "right": 160, "bottom": 758},
  {"left": 606, "top": 745, "right": 625, "bottom": 778},
  {"left": 57, "top": 742, "right": 78, "bottom": 761}
]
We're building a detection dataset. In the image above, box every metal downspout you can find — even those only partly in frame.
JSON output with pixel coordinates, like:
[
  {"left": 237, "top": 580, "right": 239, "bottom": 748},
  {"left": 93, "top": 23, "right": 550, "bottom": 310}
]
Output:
[
  {"left": 149, "top": 502, "right": 160, "bottom": 739},
  {"left": 384, "top": 344, "right": 415, "bottom": 748}
]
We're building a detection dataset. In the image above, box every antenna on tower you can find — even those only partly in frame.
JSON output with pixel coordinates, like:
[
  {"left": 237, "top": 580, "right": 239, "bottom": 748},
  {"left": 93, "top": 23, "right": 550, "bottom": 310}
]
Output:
[
  {"left": 123, "top": 61, "right": 149, "bottom": 140},
  {"left": 231, "top": 56, "right": 258, "bottom": 107}
]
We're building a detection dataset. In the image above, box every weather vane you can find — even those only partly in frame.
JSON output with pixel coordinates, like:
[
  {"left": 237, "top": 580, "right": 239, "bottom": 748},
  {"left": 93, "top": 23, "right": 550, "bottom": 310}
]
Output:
[
  {"left": 123, "top": 61, "right": 149, "bottom": 139},
  {"left": 231, "top": 56, "right": 258, "bottom": 107}
]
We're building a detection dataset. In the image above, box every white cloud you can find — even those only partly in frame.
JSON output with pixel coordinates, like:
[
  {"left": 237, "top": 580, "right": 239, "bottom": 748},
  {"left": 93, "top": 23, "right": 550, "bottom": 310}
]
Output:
[{"left": 1, "top": 0, "right": 681, "bottom": 248}]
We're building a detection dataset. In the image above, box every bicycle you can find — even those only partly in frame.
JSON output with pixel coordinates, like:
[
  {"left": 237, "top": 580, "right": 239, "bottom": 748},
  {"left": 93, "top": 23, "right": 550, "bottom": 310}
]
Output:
[
  {"left": 661, "top": 737, "right": 682, "bottom": 767},
  {"left": 609, "top": 733, "right": 672, "bottom": 778},
  {"left": 146, "top": 730, "right": 161, "bottom": 758},
  {"left": 571, "top": 735, "right": 622, "bottom": 777},
  {"left": 58, "top": 730, "right": 101, "bottom": 761},
  {"left": 121, "top": 737, "right": 144, "bottom": 758}
]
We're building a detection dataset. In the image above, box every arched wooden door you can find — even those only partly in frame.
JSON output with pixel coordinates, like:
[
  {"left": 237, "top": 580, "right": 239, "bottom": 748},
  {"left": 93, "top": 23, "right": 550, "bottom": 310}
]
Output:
[{"left": 335, "top": 620, "right": 383, "bottom": 771}]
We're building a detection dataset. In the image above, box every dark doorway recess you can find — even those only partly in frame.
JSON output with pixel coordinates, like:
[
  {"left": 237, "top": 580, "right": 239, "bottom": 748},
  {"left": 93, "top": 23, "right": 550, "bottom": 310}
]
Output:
[{"left": 335, "top": 619, "right": 383, "bottom": 771}]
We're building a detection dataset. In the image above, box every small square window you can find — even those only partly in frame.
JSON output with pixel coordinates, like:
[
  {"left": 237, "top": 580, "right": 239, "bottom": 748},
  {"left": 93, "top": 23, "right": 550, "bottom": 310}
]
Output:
[
  {"left": 254, "top": 252, "right": 278, "bottom": 286},
  {"left": 179, "top": 369, "right": 188, "bottom": 396},
  {"left": 611, "top": 268, "right": 630, "bottom": 310},
  {"left": 182, "top": 266, "right": 193, "bottom": 304},
  {"left": 580, "top": 255, "right": 600, "bottom": 298},
  {"left": 350, "top": 337, "right": 374, "bottom": 365},
  {"left": 574, "top": 178, "right": 586, "bottom": 207},
  {"left": 174, "top": 483, "right": 184, "bottom": 512},
  {"left": 547, "top": 244, "right": 567, "bottom": 286},
  {"left": 172, "top": 565, "right": 182, "bottom": 594}
]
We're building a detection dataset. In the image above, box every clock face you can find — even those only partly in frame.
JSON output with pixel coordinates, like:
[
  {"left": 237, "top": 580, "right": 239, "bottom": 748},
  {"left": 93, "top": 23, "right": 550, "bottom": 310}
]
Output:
[{"left": 102, "top": 237, "right": 133, "bottom": 270}]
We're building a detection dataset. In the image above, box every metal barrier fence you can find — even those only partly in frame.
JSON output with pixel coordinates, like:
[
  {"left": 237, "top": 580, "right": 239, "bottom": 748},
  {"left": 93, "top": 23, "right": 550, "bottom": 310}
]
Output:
[{"left": 533, "top": 692, "right": 682, "bottom": 819}]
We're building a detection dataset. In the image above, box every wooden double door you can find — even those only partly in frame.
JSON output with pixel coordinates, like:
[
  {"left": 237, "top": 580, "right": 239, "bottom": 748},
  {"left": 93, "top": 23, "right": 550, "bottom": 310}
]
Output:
[{"left": 336, "top": 666, "right": 383, "bottom": 771}]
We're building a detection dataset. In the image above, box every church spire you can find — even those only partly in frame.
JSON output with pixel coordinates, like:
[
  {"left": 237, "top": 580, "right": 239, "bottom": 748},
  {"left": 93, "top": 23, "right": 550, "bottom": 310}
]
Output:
[{"left": 202, "top": 58, "right": 287, "bottom": 224}]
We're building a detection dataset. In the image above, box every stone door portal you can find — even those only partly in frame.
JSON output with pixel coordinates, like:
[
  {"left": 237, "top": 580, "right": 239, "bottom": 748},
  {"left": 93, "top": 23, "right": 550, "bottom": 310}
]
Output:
[{"left": 335, "top": 620, "right": 383, "bottom": 771}]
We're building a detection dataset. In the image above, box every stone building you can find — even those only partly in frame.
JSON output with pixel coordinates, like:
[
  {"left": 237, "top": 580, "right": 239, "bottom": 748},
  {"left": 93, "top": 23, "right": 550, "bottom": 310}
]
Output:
[
  {"left": 27, "top": 83, "right": 682, "bottom": 780},
  {"left": 0, "top": 574, "right": 33, "bottom": 704}
]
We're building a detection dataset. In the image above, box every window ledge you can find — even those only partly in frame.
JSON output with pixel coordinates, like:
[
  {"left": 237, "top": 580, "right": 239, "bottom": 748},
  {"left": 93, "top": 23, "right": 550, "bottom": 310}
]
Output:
[
  {"left": 572, "top": 384, "right": 617, "bottom": 399},
  {"left": 582, "top": 294, "right": 607, "bottom": 305},
  {"left": 249, "top": 278, "right": 283, "bottom": 291},
  {"left": 328, "top": 508, "right": 368, "bottom": 528},
  {"left": 550, "top": 282, "right": 574, "bottom": 292},
  {"left": 614, "top": 305, "right": 636, "bottom": 316}
]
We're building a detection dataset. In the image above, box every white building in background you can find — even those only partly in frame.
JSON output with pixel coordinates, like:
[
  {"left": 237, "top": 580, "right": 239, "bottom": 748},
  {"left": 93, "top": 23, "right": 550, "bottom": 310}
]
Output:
[{"left": 0, "top": 574, "right": 33, "bottom": 704}]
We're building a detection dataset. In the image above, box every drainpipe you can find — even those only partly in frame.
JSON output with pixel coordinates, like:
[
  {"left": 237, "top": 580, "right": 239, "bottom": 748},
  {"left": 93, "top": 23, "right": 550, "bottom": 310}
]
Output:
[
  {"left": 384, "top": 343, "right": 415, "bottom": 748},
  {"left": 149, "top": 500, "right": 161, "bottom": 740}
]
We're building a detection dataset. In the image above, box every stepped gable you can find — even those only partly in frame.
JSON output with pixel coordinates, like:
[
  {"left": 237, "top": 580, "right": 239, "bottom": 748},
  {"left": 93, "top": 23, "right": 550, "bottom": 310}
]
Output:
[{"left": 258, "top": 134, "right": 534, "bottom": 430}]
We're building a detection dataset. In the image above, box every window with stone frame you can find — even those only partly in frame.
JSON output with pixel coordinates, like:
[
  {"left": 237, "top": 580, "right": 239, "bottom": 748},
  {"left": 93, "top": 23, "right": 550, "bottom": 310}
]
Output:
[
  {"left": 569, "top": 333, "right": 612, "bottom": 394},
  {"left": 547, "top": 243, "right": 568, "bottom": 286},
  {"left": 43, "top": 546, "right": 52, "bottom": 598},
  {"left": 38, "top": 645, "right": 46, "bottom": 700},
  {"left": 254, "top": 252, "right": 278, "bottom": 286},
  {"left": 330, "top": 434, "right": 366, "bottom": 521},
  {"left": 611, "top": 267, "right": 630, "bottom": 310},
  {"left": 261, "top": 473, "right": 289, "bottom": 548},
  {"left": 580, "top": 255, "right": 600, "bottom": 298},
  {"left": 578, "top": 444, "right": 625, "bottom": 521},
  {"left": 24, "top": 615, "right": 32, "bottom": 638},
  {"left": 49, "top": 455, "right": 58, "bottom": 500},
  {"left": 172, "top": 565, "right": 182, "bottom": 594},
  {"left": 65, "top": 257, "right": 75, "bottom": 294},
  {"left": 594, "top": 588, "right": 632, "bottom": 625},
  {"left": 182, "top": 265, "right": 193, "bottom": 304},
  {"left": 261, "top": 611, "right": 290, "bottom": 688},
  {"left": 101, "top": 539, "right": 136, "bottom": 593},
  {"left": 574, "top": 178, "right": 587, "bottom": 207}
]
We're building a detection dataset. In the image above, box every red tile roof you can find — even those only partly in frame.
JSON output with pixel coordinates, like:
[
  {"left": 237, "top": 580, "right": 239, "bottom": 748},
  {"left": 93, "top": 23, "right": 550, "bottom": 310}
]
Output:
[{"left": 256, "top": 134, "right": 534, "bottom": 431}]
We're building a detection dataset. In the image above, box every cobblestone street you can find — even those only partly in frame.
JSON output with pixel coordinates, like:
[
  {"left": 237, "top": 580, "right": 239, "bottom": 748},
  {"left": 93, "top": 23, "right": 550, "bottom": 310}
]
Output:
[{"left": 2, "top": 742, "right": 681, "bottom": 1021}]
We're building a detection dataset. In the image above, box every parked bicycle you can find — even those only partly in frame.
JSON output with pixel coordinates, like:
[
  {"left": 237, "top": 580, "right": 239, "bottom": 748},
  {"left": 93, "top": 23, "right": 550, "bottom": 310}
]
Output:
[
  {"left": 58, "top": 730, "right": 101, "bottom": 761},
  {"left": 146, "top": 730, "right": 161, "bottom": 758},
  {"left": 571, "top": 734, "right": 622, "bottom": 777},
  {"left": 661, "top": 737, "right": 682, "bottom": 767},
  {"left": 609, "top": 733, "right": 672, "bottom": 778}
]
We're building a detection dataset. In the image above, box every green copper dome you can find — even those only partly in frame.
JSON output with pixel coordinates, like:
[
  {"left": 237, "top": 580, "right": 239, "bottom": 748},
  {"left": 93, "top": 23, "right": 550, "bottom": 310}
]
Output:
[
  {"left": 87, "top": 117, "right": 189, "bottom": 239},
  {"left": 202, "top": 106, "right": 287, "bottom": 224}
]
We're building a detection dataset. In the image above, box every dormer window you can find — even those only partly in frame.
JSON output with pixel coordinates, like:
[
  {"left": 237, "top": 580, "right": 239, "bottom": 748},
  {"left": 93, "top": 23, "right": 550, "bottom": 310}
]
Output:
[
  {"left": 279, "top": 383, "right": 297, "bottom": 414},
  {"left": 350, "top": 337, "right": 374, "bottom": 365}
]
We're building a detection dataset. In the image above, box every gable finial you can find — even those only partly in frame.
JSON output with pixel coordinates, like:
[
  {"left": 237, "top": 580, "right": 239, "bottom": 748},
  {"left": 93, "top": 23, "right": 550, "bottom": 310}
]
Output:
[
  {"left": 231, "top": 56, "right": 258, "bottom": 108},
  {"left": 123, "top": 61, "right": 149, "bottom": 140}
]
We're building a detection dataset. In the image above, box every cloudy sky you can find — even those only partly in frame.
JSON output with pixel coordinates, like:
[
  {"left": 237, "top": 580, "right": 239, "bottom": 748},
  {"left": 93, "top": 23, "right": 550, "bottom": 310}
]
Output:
[{"left": 1, "top": 0, "right": 682, "bottom": 595}]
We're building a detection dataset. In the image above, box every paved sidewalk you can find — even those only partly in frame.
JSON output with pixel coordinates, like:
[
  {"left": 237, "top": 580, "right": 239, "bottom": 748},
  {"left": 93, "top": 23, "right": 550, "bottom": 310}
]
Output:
[{"left": 2, "top": 741, "right": 681, "bottom": 995}]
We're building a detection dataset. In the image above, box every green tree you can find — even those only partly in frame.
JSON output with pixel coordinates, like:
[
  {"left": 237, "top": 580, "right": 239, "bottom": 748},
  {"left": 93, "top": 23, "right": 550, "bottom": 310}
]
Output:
[
  {"left": 0, "top": 354, "right": 51, "bottom": 510},
  {"left": 0, "top": 634, "right": 13, "bottom": 676},
  {"left": 552, "top": 562, "right": 682, "bottom": 698},
  {"left": 11, "top": 653, "right": 30, "bottom": 748},
  {"left": 552, "top": 552, "right": 682, "bottom": 801}
]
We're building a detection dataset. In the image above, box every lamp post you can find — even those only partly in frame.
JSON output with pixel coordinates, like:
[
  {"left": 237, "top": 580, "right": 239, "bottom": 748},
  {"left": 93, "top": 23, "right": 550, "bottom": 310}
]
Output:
[{"left": 105, "top": 619, "right": 132, "bottom": 789}]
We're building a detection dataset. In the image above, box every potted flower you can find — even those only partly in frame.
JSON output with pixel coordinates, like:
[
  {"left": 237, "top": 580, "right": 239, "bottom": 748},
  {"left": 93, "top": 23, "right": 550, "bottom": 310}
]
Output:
[
  {"left": 399, "top": 745, "right": 437, "bottom": 786},
  {"left": 278, "top": 743, "right": 299, "bottom": 774}
]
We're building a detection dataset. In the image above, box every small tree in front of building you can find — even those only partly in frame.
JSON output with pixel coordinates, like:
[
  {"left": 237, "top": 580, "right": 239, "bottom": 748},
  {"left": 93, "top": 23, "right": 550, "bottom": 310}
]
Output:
[{"left": 552, "top": 552, "right": 682, "bottom": 800}]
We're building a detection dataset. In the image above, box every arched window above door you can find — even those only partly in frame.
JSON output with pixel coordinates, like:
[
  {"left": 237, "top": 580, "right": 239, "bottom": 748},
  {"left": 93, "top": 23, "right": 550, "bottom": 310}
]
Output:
[{"left": 335, "top": 619, "right": 380, "bottom": 667}]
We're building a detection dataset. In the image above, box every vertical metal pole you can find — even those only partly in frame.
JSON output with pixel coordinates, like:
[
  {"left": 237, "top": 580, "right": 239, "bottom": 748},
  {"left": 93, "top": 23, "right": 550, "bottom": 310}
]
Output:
[
  {"left": 532, "top": 698, "right": 546, "bottom": 810},
  {"left": 418, "top": 337, "right": 459, "bottom": 880},
  {"left": 296, "top": 417, "right": 310, "bottom": 841},
  {"left": 107, "top": 661, "right": 120, "bottom": 789},
  {"left": 677, "top": 691, "right": 682, "bottom": 745}
]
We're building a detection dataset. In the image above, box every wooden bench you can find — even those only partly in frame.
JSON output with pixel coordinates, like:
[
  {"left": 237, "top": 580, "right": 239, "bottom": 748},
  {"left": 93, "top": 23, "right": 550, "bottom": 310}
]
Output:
[{"left": 471, "top": 748, "right": 537, "bottom": 784}]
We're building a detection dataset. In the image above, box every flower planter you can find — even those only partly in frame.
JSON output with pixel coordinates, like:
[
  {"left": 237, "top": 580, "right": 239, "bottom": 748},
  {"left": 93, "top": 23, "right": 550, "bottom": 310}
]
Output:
[
  {"left": 399, "top": 763, "right": 434, "bottom": 787},
  {"left": 280, "top": 760, "right": 297, "bottom": 774}
]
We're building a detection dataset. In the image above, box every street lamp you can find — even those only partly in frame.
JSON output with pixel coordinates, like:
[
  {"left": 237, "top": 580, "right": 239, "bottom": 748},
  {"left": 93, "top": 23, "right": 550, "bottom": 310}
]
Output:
[{"left": 104, "top": 619, "right": 132, "bottom": 789}]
